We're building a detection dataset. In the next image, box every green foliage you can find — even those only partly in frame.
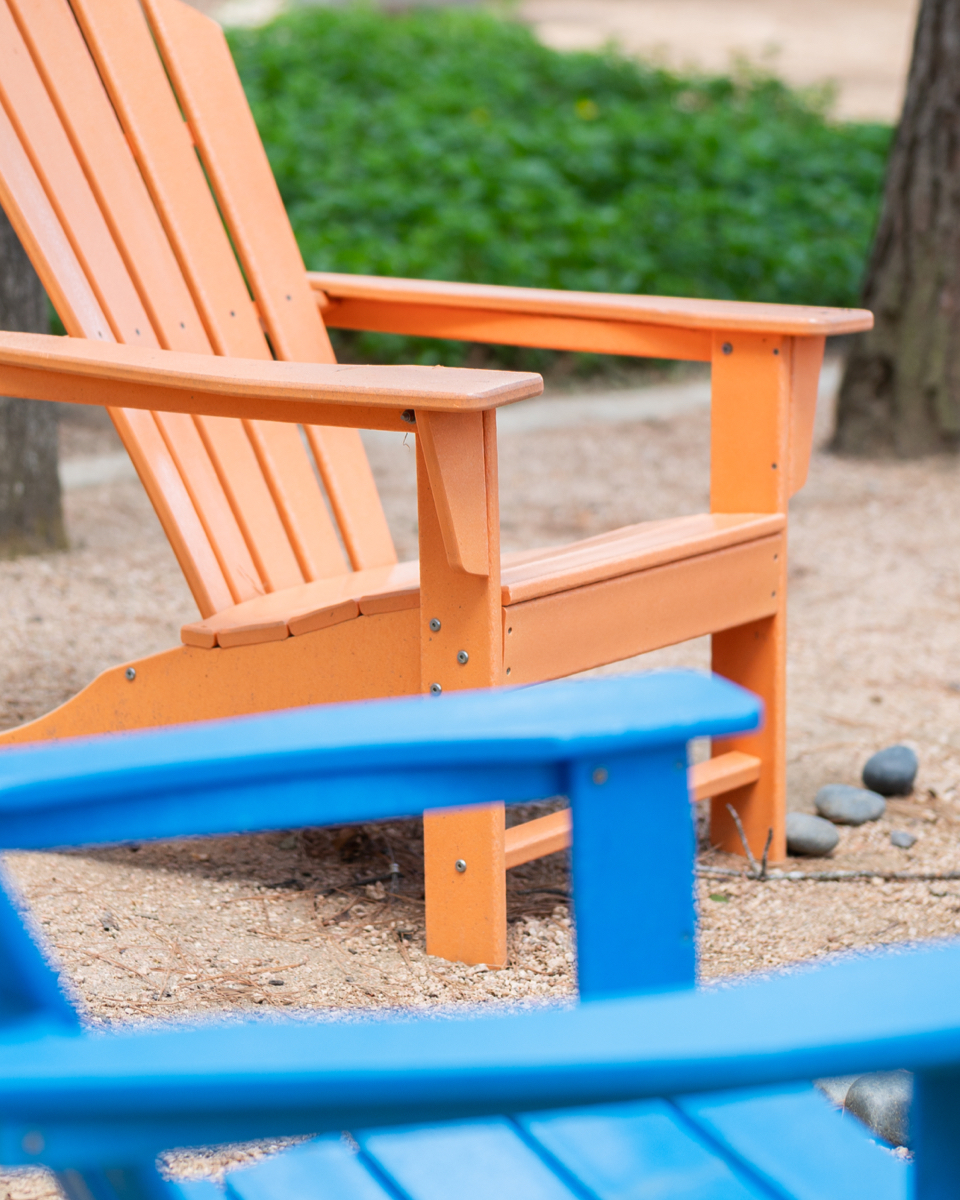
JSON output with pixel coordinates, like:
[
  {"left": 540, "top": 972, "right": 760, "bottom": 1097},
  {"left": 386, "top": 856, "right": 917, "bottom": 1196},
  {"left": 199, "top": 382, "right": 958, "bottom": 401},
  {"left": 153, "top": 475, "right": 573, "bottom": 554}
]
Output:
[{"left": 228, "top": 7, "right": 891, "bottom": 365}]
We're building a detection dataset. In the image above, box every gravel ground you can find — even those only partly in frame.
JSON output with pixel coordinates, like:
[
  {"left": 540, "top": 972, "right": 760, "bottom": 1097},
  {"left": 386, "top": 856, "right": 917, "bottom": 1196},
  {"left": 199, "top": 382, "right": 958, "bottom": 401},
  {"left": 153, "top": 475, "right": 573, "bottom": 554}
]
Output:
[{"left": 3, "top": 364, "right": 960, "bottom": 1190}]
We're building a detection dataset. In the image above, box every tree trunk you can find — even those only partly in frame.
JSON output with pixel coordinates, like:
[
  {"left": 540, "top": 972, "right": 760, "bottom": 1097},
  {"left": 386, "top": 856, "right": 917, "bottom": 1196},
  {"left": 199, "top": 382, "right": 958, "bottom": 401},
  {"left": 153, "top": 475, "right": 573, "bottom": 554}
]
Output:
[
  {"left": 833, "top": 0, "right": 960, "bottom": 457},
  {"left": 0, "top": 208, "right": 65, "bottom": 556}
]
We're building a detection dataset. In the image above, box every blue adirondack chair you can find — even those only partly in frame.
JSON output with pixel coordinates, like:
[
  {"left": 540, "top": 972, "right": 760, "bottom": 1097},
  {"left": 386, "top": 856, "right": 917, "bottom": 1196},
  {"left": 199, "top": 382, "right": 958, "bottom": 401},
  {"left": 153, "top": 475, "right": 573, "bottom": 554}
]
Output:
[{"left": 0, "top": 672, "right": 954, "bottom": 1200}]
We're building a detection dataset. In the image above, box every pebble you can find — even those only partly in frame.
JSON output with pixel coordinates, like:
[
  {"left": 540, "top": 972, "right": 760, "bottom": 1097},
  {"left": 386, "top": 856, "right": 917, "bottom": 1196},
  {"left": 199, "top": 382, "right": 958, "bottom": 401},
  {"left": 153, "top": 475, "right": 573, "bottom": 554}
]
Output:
[
  {"left": 815, "top": 784, "right": 886, "bottom": 826},
  {"left": 844, "top": 1071, "right": 913, "bottom": 1147},
  {"left": 890, "top": 830, "right": 917, "bottom": 850},
  {"left": 785, "top": 811, "right": 839, "bottom": 856},
  {"left": 862, "top": 745, "right": 918, "bottom": 796}
]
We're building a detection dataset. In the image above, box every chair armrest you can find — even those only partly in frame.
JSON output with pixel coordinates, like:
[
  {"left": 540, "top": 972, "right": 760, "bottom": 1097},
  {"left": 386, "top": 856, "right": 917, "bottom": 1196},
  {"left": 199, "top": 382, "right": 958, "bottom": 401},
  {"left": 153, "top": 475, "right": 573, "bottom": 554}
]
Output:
[
  {"left": 309, "top": 271, "right": 873, "bottom": 352},
  {"left": 3, "top": 939, "right": 958, "bottom": 1168},
  {"left": 0, "top": 672, "right": 758, "bottom": 851},
  {"left": 0, "top": 332, "right": 542, "bottom": 431}
]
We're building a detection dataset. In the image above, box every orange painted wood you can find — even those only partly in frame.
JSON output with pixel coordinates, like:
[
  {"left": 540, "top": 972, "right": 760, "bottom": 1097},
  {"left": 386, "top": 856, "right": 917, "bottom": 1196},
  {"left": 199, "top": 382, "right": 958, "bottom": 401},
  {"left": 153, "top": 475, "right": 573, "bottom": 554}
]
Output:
[
  {"left": 0, "top": 333, "right": 543, "bottom": 418},
  {"left": 181, "top": 561, "right": 419, "bottom": 647},
  {"left": 0, "top": 608, "right": 420, "bottom": 744},
  {"left": 789, "top": 335, "right": 826, "bottom": 497},
  {"left": 416, "top": 411, "right": 490, "bottom": 575},
  {"left": 709, "top": 331, "right": 791, "bottom": 863},
  {"left": 304, "top": 424, "right": 398, "bottom": 570},
  {"left": 501, "top": 751, "right": 762, "bottom": 869},
  {"left": 500, "top": 512, "right": 785, "bottom": 604},
  {"left": 151, "top": 410, "right": 266, "bottom": 605},
  {"left": 0, "top": 70, "right": 236, "bottom": 616},
  {"left": 504, "top": 810, "right": 571, "bottom": 870},
  {"left": 1, "top": 0, "right": 275, "bottom": 613},
  {"left": 0, "top": 1, "right": 154, "bottom": 348},
  {"left": 503, "top": 535, "right": 783, "bottom": 685},
  {"left": 421, "top": 413, "right": 507, "bottom": 965},
  {"left": 309, "top": 272, "right": 874, "bottom": 336},
  {"left": 68, "top": 0, "right": 268, "bottom": 361},
  {"left": 423, "top": 803, "right": 507, "bottom": 967},
  {"left": 243, "top": 420, "right": 348, "bottom": 581},
  {"left": 145, "top": 0, "right": 395, "bottom": 576},
  {"left": 109, "top": 407, "right": 236, "bottom": 617},
  {"left": 144, "top": 0, "right": 335, "bottom": 368},
  {"left": 6, "top": 0, "right": 211, "bottom": 355},
  {"left": 193, "top": 414, "right": 305, "bottom": 593},
  {"left": 0, "top": 94, "right": 111, "bottom": 343},
  {"left": 322, "top": 299, "right": 713, "bottom": 363},
  {"left": 690, "top": 751, "right": 762, "bottom": 803}
]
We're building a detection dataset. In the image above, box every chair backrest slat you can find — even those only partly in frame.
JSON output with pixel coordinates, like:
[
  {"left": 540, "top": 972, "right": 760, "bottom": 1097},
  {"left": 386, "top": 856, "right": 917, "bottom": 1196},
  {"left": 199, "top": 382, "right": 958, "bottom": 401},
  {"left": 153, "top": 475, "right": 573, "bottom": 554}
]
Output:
[
  {"left": 0, "top": 34, "right": 238, "bottom": 615},
  {"left": 146, "top": 0, "right": 397, "bottom": 572},
  {"left": 0, "top": 0, "right": 266, "bottom": 609},
  {"left": 8, "top": 0, "right": 212, "bottom": 356},
  {"left": 70, "top": 0, "right": 356, "bottom": 584}
]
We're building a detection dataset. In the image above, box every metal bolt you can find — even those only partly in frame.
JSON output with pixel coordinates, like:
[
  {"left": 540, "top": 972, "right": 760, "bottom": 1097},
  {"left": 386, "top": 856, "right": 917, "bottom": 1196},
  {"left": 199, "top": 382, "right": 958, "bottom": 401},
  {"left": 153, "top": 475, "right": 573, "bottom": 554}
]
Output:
[
  {"left": 455, "top": 859, "right": 467, "bottom": 873},
  {"left": 722, "top": 342, "right": 733, "bottom": 355},
  {"left": 592, "top": 767, "right": 608, "bottom": 785},
  {"left": 430, "top": 683, "right": 442, "bottom": 696},
  {"left": 21, "top": 1132, "right": 43, "bottom": 1155},
  {"left": 429, "top": 618, "right": 441, "bottom": 632},
  {"left": 401, "top": 409, "right": 416, "bottom": 424},
  {"left": 125, "top": 667, "right": 136, "bottom": 681},
  {"left": 457, "top": 650, "right": 469, "bottom": 665}
]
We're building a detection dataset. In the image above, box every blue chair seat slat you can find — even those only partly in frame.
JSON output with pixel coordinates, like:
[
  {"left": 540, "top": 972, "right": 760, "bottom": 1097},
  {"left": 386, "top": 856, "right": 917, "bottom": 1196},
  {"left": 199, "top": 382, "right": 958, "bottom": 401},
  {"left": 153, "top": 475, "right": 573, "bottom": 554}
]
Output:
[
  {"left": 357, "top": 1119, "right": 581, "bottom": 1200},
  {"left": 675, "top": 1086, "right": 910, "bottom": 1200},
  {"left": 224, "top": 1136, "right": 399, "bottom": 1200},
  {"left": 517, "top": 1101, "right": 765, "bottom": 1200}
]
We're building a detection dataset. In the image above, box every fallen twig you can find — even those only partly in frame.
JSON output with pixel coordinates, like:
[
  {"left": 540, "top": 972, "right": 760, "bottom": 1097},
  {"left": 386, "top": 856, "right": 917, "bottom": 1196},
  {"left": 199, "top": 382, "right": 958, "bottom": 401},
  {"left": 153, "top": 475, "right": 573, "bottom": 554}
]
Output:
[
  {"left": 698, "top": 867, "right": 960, "bottom": 883},
  {"left": 725, "top": 803, "right": 761, "bottom": 877}
]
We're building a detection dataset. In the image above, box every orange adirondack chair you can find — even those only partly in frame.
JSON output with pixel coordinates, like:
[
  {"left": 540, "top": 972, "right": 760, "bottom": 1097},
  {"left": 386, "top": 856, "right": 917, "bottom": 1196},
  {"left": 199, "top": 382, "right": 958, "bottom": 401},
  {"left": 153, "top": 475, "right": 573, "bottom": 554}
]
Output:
[{"left": 0, "top": 0, "right": 871, "bottom": 966}]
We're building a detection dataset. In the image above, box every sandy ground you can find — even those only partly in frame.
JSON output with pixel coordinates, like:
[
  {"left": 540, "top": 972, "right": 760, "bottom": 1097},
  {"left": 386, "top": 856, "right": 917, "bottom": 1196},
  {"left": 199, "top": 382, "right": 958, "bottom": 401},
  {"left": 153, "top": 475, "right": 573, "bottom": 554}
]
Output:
[
  {"left": 196, "top": 0, "right": 920, "bottom": 123},
  {"left": 3, "top": 366, "right": 960, "bottom": 1190}
]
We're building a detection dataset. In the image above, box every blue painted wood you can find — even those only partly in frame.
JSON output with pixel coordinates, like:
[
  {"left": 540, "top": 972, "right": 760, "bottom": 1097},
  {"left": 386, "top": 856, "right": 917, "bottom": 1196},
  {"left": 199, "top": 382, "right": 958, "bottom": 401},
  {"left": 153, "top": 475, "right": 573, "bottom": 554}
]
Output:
[
  {"left": 0, "top": 673, "right": 758, "bottom": 851},
  {"left": 359, "top": 1119, "right": 581, "bottom": 1200},
  {"left": 1, "top": 940, "right": 959, "bottom": 1169},
  {"left": 0, "top": 668, "right": 944, "bottom": 1197},
  {"left": 518, "top": 1102, "right": 764, "bottom": 1199},
  {"left": 224, "top": 1136, "right": 397, "bottom": 1200},
  {"left": 569, "top": 750, "right": 696, "bottom": 1000},
  {"left": 676, "top": 1085, "right": 908, "bottom": 1200},
  {"left": 0, "top": 870, "right": 79, "bottom": 1031},
  {"left": 912, "top": 1068, "right": 960, "bottom": 1200}
]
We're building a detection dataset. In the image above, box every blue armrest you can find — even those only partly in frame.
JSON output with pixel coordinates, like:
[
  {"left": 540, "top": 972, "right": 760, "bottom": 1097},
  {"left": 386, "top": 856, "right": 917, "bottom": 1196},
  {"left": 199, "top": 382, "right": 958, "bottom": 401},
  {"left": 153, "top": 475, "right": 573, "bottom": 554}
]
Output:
[{"left": 1, "top": 939, "right": 958, "bottom": 1169}]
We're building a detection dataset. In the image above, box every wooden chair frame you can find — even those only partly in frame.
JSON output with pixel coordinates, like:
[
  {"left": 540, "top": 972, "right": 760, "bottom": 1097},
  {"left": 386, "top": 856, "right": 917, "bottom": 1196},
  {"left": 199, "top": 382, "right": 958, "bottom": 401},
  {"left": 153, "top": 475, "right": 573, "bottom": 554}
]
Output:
[{"left": 0, "top": 0, "right": 872, "bottom": 965}]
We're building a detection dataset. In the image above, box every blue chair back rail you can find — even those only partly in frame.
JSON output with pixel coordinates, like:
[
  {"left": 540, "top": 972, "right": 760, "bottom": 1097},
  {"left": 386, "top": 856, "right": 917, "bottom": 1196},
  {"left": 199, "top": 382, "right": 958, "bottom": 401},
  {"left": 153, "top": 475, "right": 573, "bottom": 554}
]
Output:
[{"left": 0, "top": 672, "right": 951, "bottom": 1198}]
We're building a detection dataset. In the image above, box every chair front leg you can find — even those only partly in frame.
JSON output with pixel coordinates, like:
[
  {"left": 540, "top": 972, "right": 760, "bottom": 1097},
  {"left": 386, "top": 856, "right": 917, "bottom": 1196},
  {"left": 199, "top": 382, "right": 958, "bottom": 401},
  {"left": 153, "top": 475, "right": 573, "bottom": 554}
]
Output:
[
  {"left": 416, "top": 410, "right": 507, "bottom": 966},
  {"left": 708, "top": 331, "right": 795, "bottom": 863}
]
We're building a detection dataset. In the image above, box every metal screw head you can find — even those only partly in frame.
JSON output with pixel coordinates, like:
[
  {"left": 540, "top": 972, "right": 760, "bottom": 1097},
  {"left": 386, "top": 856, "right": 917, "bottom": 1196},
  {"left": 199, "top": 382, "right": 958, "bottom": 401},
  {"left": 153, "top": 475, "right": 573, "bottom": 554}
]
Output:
[
  {"left": 457, "top": 650, "right": 469, "bottom": 665},
  {"left": 429, "top": 618, "right": 441, "bottom": 632},
  {"left": 125, "top": 667, "right": 136, "bottom": 681},
  {"left": 592, "top": 767, "right": 609, "bottom": 785},
  {"left": 430, "top": 683, "right": 442, "bottom": 696},
  {"left": 455, "top": 859, "right": 467, "bottom": 873},
  {"left": 21, "top": 1132, "right": 43, "bottom": 1155},
  {"left": 401, "top": 409, "right": 417, "bottom": 424},
  {"left": 722, "top": 342, "right": 733, "bottom": 355}
]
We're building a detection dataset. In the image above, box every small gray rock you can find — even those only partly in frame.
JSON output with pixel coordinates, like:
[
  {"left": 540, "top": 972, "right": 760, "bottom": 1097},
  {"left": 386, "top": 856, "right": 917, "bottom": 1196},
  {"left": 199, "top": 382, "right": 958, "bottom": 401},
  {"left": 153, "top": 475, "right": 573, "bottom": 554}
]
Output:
[
  {"left": 786, "top": 811, "right": 839, "bottom": 857},
  {"left": 816, "top": 783, "right": 886, "bottom": 826},
  {"left": 890, "top": 830, "right": 917, "bottom": 850},
  {"left": 863, "top": 745, "right": 918, "bottom": 796},
  {"left": 844, "top": 1070, "right": 913, "bottom": 1148},
  {"left": 815, "top": 1076, "right": 858, "bottom": 1108}
]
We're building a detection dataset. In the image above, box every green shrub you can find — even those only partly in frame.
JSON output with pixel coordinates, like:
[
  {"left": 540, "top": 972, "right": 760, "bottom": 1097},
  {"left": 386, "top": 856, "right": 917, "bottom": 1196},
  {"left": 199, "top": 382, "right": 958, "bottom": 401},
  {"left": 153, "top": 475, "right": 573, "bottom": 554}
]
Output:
[{"left": 228, "top": 7, "right": 891, "bottom": 366}]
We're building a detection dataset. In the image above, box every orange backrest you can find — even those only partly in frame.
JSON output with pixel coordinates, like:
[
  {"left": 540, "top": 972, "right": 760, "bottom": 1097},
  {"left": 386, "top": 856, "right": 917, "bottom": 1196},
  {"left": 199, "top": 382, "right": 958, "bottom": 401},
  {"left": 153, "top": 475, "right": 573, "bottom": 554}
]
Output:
[{"left": 0, "top": 0, "right": 396, "bottom": 618}]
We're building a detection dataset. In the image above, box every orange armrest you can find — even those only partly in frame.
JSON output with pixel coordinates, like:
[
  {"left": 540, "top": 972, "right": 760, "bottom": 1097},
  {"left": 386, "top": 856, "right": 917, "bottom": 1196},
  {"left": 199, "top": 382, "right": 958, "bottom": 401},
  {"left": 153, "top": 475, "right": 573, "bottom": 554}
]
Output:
[
  {"left": 308, "top": 271, "right": 873, "bottom": 337},
  {"left": 0, "top": 331, "right": 542, "bottom": 428}
]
